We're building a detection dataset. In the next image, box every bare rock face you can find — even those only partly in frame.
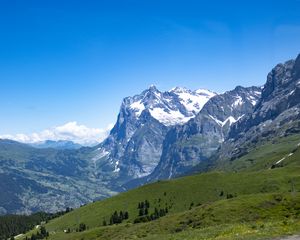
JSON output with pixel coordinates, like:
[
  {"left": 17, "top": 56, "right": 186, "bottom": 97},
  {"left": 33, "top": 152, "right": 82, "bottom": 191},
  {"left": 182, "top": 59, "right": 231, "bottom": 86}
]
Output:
[
  {"left": 91, "top": 85, "right": 216, "bottom": 183},
  {"left": 146, "top": 86, "right": 261, "bottom": 182},
  {"left": 217, "top": 54, "right": 300, "bottom": 163}
]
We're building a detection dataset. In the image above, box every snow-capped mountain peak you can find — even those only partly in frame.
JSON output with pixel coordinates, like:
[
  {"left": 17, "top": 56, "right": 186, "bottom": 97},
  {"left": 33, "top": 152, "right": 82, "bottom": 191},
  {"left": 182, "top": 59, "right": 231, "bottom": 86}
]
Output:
[
  {"left": 94, "top": 85, "right": 217, "bottom": 182},
  {"left": 196, "top": 88, "right": 217, "bottom": 97},
  {"left": 128, "top": 86, "right": 216, "bottom": 126},
  {"left": 148, "top": 84, "right": 159, "bottom": 91},
  {"left": 169, "top": 86, "right": 189, "bottom": 93},
  {"left": 169, "top": 87, "right": 216, "bottom": 116},
  {"left": 129, "top": 100, "right": 145, "bottom": 117}
]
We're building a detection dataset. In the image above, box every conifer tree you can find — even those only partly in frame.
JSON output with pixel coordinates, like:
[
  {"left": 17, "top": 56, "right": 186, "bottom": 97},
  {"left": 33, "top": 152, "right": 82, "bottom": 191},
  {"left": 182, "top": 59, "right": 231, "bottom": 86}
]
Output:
[
  {"left": 120, "top": 211, "right": 124, "bottom": 220},
  {"left": 145, "top": 200, "right": 150, "bottom": 208},
  {"left": 139, "top": 208, "right": 144, "bottom": 216}
]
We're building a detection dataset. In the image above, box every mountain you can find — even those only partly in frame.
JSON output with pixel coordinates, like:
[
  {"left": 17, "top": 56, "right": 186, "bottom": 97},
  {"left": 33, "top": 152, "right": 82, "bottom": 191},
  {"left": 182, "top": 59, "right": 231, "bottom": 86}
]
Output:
[
  {"left": 30, "top": 140, "right": 83, "bottom": 150},
  {"left": 91, "top": 85, "right": 216, "bottom": 184},
  {"left": 124, "top": 85, "right": 261, "bottom": 188},
  {"left": 214, "top": 54, "right": 300, "bottom": 169}
]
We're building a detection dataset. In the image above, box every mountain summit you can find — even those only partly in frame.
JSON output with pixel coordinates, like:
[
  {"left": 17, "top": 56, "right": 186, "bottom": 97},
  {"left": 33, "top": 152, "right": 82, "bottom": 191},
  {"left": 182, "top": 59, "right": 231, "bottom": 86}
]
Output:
[
  {"left": 127, "top": 85, "right": 216, "bottom": 126},
  {"left": 91, "top": 86, "right": 216, "bottom": 183},
  {"left": 125, "top": 85, "right": 262, "bottom": 188}
]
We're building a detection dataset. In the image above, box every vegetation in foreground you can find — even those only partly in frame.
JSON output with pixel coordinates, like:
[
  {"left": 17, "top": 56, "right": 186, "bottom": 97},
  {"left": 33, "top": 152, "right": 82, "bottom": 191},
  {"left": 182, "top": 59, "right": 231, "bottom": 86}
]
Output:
[
  {"left": 29, "top": 193, "right": 300, "bottom": 240},
  {"left": 0, "top": 209, "right": 74, "bottom": 240},
  {"left": 19, "top": 134, "right": 300, "bottom": 239}
]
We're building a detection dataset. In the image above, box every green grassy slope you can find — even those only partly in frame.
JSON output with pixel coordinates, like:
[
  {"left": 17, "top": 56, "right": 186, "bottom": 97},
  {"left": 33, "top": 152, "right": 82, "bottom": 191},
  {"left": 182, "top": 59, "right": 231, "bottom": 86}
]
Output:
[
  {"left": 22, "top": 134, "right": 300, "bottom": 240},
  {"left": 46, "top": 166, "right": 300, "bottom": 233},
  {"left": 216, "top": 134, "right": 300, "bottom": 172},
  {"left": 45, "top": 193, "right": 300, "bottom": 240}
]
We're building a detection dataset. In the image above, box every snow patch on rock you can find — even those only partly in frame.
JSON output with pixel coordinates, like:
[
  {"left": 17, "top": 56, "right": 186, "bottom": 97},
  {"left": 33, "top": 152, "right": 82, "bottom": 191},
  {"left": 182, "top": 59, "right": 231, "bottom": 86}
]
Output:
[
  {"left": 127, "top": 86, "right": 216, "bottom": 126},
  {"left": 209, "top": 115, "right": 244, "bottom": 127},
  {"left": 113, "top": 160, "right": 120, "bottom": 173},
  {"left": 149, "top": 107, "right": 192, "bottom": 126},
  {"left": 130, "top": 100, "right": 145, "bottom": 117},
  {"left": 93, "top": 149, "right": 110, "bottom": 162},
  {"left": 171, "top": 87, "right": 216, "bottom": 114},
  {"left": 233, "top": 96, "right": 244, "bottom": 107}
]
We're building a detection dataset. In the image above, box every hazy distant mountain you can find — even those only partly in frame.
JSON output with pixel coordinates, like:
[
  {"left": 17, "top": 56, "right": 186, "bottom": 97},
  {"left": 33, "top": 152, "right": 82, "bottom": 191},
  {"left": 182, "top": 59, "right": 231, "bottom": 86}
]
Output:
[{"left": 30, "top": 140, "right": 83, "bottom": 150}]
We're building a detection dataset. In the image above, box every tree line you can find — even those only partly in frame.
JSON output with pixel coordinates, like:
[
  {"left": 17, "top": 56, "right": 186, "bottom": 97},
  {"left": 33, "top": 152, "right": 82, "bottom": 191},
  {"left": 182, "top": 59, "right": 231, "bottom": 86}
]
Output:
[
  {"left": 25, "top": 226, "right": 49, "bottom": 240},
  {"left": 134, "top": 200, "right": 168, "bottom": 224},
  {"left": 0, "top": 208, "right": 73, "bottom": 240}
]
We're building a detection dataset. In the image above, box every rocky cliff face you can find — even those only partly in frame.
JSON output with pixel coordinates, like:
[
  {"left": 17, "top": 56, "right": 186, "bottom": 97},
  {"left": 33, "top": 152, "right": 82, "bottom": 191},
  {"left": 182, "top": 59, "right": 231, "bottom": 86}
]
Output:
[
  {"left": 144, "top": 86, "right": 262, "bottom": 182},
  {"left": 91, "top": 85, "right": 216, "bottom": 183},
  {"left": 216, "top": 54, "right": 300, "bottom": 164}
]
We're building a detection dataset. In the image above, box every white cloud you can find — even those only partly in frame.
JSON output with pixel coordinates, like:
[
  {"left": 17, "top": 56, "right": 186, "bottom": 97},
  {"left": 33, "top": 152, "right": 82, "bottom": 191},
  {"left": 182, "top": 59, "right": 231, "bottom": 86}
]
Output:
[{"left": 0, "top": 122, "right": 113, "bottom": 146}]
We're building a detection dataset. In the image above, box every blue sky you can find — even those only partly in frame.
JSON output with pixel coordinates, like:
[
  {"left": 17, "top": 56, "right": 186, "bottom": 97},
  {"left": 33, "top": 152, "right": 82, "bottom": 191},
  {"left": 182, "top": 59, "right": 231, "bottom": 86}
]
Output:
[{"left": 0, "top": 0, "right": 300, "bottom": 140}]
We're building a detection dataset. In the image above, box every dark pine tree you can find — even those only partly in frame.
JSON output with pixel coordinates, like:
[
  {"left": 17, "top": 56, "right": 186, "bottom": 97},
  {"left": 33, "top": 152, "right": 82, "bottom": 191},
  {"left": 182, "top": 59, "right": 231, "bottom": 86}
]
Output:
[
  {"left": 154, "top": 208, "right": 159, "bottom": 219},
  {"left": 139, "top": 208, "right": 144, "bottom": 216},
  {"left": 103, "top": 219, "right": 107, "bottom": 226},
  {"left": 145, "top": 200, "right": 150, "bottom": 208},
  {"left": 79, "top": 223, "right": 86, "bottom": 232},
  {"left": 40, "top": 226, "right": 47, "bottom": 236},
  {"left": 119, "top": 211, "right": 124, "bottom": 220},
  {"left": 165, "top": 207, "right": 169, "bottom": 214}
]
